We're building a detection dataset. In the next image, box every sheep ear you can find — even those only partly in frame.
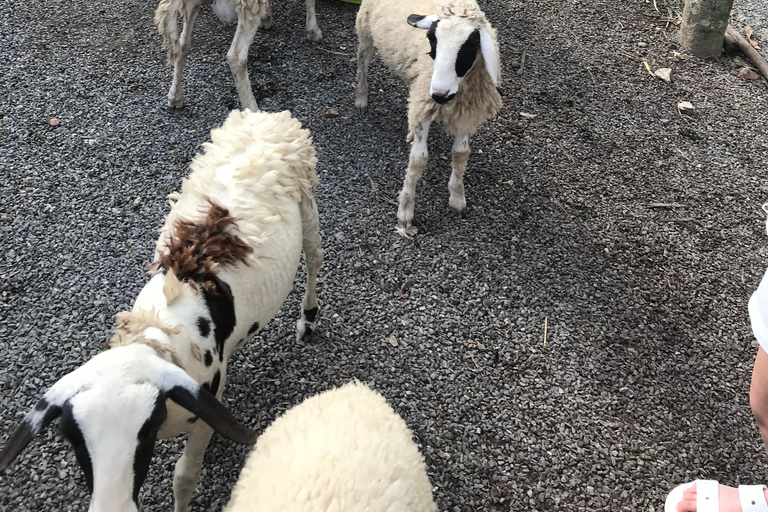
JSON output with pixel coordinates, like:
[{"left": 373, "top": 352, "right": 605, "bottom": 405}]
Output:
[
  {"left": 0, "top": 398, "right": 63, "bottom": 471},
  {"left": 163, "top": 268, "right": 182, "bottom": 305},
  {"left": 407, "top": 14, "right": 439, "bottom": 29},
  {"left": 0, "top": 369, "right": 83, "bottom": 472},
  {"left": 479, "top": 29, "right": 500, "bottom": 90},
  {"left": 156, "top": 364, "right": 257, "bottom": 445}
]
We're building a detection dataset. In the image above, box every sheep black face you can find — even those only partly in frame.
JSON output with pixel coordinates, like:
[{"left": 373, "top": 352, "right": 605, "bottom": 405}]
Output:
[
  {"left": 0, "top": 344, "right": 256, "bottom": 512},
  {"left": 407, "top": 13, "right": 500, "bottom": 104}
]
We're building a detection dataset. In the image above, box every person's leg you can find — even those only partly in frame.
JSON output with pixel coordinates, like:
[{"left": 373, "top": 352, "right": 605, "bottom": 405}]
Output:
[{"left": 750, "top": 347, "right": 768, "bottom": 450}]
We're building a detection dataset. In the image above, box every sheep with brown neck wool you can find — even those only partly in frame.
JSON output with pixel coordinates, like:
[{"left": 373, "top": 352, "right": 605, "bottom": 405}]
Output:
[
  {"left": 355, "top": 0, "right": 502, "bottom": 236},
  {"left": 224, "top": 381, "right": 437, "bottom": 512},
  {"left": 155, "top": 0, "right": 323, "bottom": 109},
  {"left": 0, "top": 109, "right": 323, "bottom": 512}
]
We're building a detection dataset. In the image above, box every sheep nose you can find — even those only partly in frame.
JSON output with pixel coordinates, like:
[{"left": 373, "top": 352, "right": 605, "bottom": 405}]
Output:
[{"left": 431, "top": 92, "right": 456, "bottom": 104}]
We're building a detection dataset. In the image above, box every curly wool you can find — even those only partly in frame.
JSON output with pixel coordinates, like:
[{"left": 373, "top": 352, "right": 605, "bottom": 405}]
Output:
[
  {"left": 155, "top": 109, "right": 318, "bottom": 270},
  {"left": 224, "top": 381, "right": 436, "bottom": 512}
]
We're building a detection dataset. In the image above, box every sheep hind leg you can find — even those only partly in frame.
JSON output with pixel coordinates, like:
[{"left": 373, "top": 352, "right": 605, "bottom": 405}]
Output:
[
  {"left": 397, "top": 121, "right": 431, "bottom": 237},
  {"left": 172, "top": 422, "right": 214, "bottom": 512},
  {"left": 355, "top": 32, "right": 374, "bottom": 113},
  {"left": 260, "top": 0, "right": 272, "bottom": 30},
  {"left": 304, "top": 0, "right": 323, "bottom": 42},
  {"left": 167, "top": 0, "right": 204, "bottom": 109},
  {"left": 296, "top": 196, "right": 323, "bottom": 342},
  {"left": 227, "top": 13, "right": 260, "bottom": 111},
  {"left": 449, "top": 135, "right": 470, "bottom": 216}
]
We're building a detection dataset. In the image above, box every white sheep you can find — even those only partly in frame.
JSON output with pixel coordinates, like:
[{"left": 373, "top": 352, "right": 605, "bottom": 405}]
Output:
[
  {"left": 355, "top": 0, "right": 502, "bottom": 236},
  {"left": 0, "top": 109, "right": 324, "bottom": 512},
  {"left": 224, "top": 381, "right": 437, "bottom": 512},
  {"left": 155, "top": 0, "right": 323, "bottom": 110}
]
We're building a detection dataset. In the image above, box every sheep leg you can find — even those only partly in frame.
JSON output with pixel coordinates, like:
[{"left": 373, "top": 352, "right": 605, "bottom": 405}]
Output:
[
  {"left": 304, "top": 0, "right": 323, "bottom": 43},
  {"left": 167, "top": 0, "right": 203, "bottom": 109},
  {"left": 261, "top": 0, "right": 272, "bottom": 29},
  {"left": 172, "top": 422, "right": 214, "bottom": 512},
  {"left": 296, "top": 196, "right": 323, "bottom": 341},
  {"left": 227, "top": 14, "right": 260, "bottom": 111},
  {"left": 355, "top": 32, "right": 374, "bottom": 113},
  {"left": 397, "top": 121, "right": 431, "bottom": 237},
  {"left": 449, "top": 135, "right": 470, "bottom": 216}
]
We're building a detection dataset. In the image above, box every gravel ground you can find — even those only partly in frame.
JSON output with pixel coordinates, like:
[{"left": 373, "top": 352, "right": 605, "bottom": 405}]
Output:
[
  {"left": 2, "top": 0, "right": 768, "bottom": 511},
  {"left": 734, "top": 0, "right": 768, "bottom": 60}
]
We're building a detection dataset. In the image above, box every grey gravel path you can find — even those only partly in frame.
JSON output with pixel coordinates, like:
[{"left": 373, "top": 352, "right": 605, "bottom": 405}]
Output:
[
  {"left": 734, "top": 0, "right": 768, "bottom": 59},
  {"left": 2, "top": 0, "right": 768, "bottom": 511}
]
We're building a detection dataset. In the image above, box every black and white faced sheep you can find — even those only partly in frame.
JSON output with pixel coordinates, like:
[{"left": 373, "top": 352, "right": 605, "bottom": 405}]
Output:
[
  {"left": 355, "top": 0, "right": 502, "bottom": 236},
  {"left": 0, "top": 109, "right": 324, "bottom": 512},
  {"left": 155, "top": 0, "right": 323, "bottom": 110},
  {"left": 223, "top": 381, "right": 437, "bottom": 512}
]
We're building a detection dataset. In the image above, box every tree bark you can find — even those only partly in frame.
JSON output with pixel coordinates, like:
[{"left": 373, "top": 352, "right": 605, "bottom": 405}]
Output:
[{"left": 679, "top": 0, "right": 735, "bottom": 58}]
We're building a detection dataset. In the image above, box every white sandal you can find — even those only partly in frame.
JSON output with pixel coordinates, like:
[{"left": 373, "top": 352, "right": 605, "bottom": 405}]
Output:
[{"left": 664, "top": 479, "right": 768, "bottom": 512}]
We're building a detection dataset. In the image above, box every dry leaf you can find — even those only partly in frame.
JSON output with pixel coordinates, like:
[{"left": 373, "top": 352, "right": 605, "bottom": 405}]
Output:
[
  {"left": 325, "top": 108, "right": 340, "bottom": 118},
  {"left": 418, "top": 306, "right": 426, "bottom": 311},
  {"left": 746, "top": 26, "right": 761, "bottom": 50},
  {"left": 654, "top": 68, "right": 672, "bottom": 83},
  {"left": 738, "top": 67, "right": 760, "bottom": 80},
  {"left": 388, "top": 335, "right": 398, "bottom": 347},
  {"left": 519, "top": 112, "right": 538, "bottom": 119},
  {"left": 477, "top": 342, "right": 486, "bottom": 351},
  {"left": 49, "top": 118, "right": 60, "bottom": 126}
]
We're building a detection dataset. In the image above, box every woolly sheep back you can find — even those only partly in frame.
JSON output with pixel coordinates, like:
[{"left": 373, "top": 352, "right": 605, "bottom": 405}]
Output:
[{"left": 224, "top": 381, "right": 436, "bottom": 512}]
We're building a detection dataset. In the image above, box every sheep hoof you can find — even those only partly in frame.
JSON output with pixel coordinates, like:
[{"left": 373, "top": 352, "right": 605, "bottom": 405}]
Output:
[
  {"left": 307, "top": 28, "right": 323, "bottom": 43},
  {"left": 296, "top": 320, "right": 315, "bottom": 342},
  {"left": 355, "top": 99, "right": 368, "bottom": 114},
  {"left": 260, "top": 16, "right": 273, "bottom": 30},
  {"left": 449, "top": 205, "right": 466, "bottom": 218},
  {"left": 396, "top": 224, "right": 418, "bottom": 238},
  {"left": 168, "top": 95, "right": 186, "bottom": 109}
]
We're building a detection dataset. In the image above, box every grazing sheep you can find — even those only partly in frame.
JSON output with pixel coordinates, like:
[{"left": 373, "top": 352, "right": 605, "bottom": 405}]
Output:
[
  {"left": 224, "top": 381, "right": 437, "bottom": 512},
  {"left": 355, "top": 0, "right": 502, "bottom": 236},
  {"left": 0, "top": 109, "right": 323, "bottom": 512},
  {"left": 155, "top": 0, "right": 323, "bottom": 110}
]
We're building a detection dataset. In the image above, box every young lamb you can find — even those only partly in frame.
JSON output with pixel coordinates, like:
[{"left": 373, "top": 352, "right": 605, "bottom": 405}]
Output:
[
  {"left": 355, "top": 0, "right": 502, "bottom": 236},
  {"left": 155, "top": 0, "right": 323, "bottom": 110},
  {"left": 223, "top": 381, "right": 437, "bottom": 512},
  {"left": 0, "top": 109, "right": 323, "bottom": 512}
]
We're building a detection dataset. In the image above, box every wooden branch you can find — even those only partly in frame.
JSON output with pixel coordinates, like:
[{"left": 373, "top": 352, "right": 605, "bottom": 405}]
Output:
[{"left": 725, "top": 26, "right": 768, "bottom": 81}]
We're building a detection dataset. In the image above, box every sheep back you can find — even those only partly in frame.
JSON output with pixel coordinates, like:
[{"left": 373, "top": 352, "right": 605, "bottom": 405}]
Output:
[{"left": 224, "top": 381, "right": 437, "bottom": 512}]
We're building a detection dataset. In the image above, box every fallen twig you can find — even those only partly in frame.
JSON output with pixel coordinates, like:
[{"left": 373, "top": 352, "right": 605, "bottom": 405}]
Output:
[
  {"left": 543, "top": 316, "right": 548, "bottom": 347},
  {"left": 649, "top": 203, "right": 687, "bottom": 208},
  {"left": 517, "top": 51, "right": 526, "bottom": 76},
  {"left": 725, "top": 26, "right": 768, "bottom": 81},
  {"left": 368, "top": 175, "right": 398, "bottom": 206},
  {"left": 320, "top": 48, "right": 353, "bottom": 57}
]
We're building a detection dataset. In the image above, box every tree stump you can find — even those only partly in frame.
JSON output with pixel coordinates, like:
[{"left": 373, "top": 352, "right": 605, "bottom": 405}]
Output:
[{"left": 679, "top": 0, "right": 734, "bottom": 57}]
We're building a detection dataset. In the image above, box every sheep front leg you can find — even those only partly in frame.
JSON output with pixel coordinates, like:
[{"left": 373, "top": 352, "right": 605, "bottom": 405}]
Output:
[
  {"left": 397, "top": 121, "right": 431, "bottom": 237},
  {"left": 172, "top": 421, "right": 214, "bottom": 512},
  {"left": 167, "top": 0, "right": 204, "bottom": 109},
  {"left": 296, "top": 196, "right": 324, "bottom": 341},
  {"left": 355, "top": 31, "right": 374, "bottom": 113},
  {"left": 227, "top": 14, "right": 260, "bottom": 111},
  {"left": 304, "top": 0, "right": 323, "bottom": 42},
  {"left": 449, "top": 135, "right": 470, "bottom": 215}
]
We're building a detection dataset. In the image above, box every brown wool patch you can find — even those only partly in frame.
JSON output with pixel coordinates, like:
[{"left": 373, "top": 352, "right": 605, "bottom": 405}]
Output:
[{"left": 154, "top": 200, "right": 253, "bottom": 288}]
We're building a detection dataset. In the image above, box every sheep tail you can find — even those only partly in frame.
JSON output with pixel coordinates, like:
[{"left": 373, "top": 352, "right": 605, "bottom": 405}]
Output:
[{"left": 155, "top": 0, "right": 185, "bottom": 64}]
